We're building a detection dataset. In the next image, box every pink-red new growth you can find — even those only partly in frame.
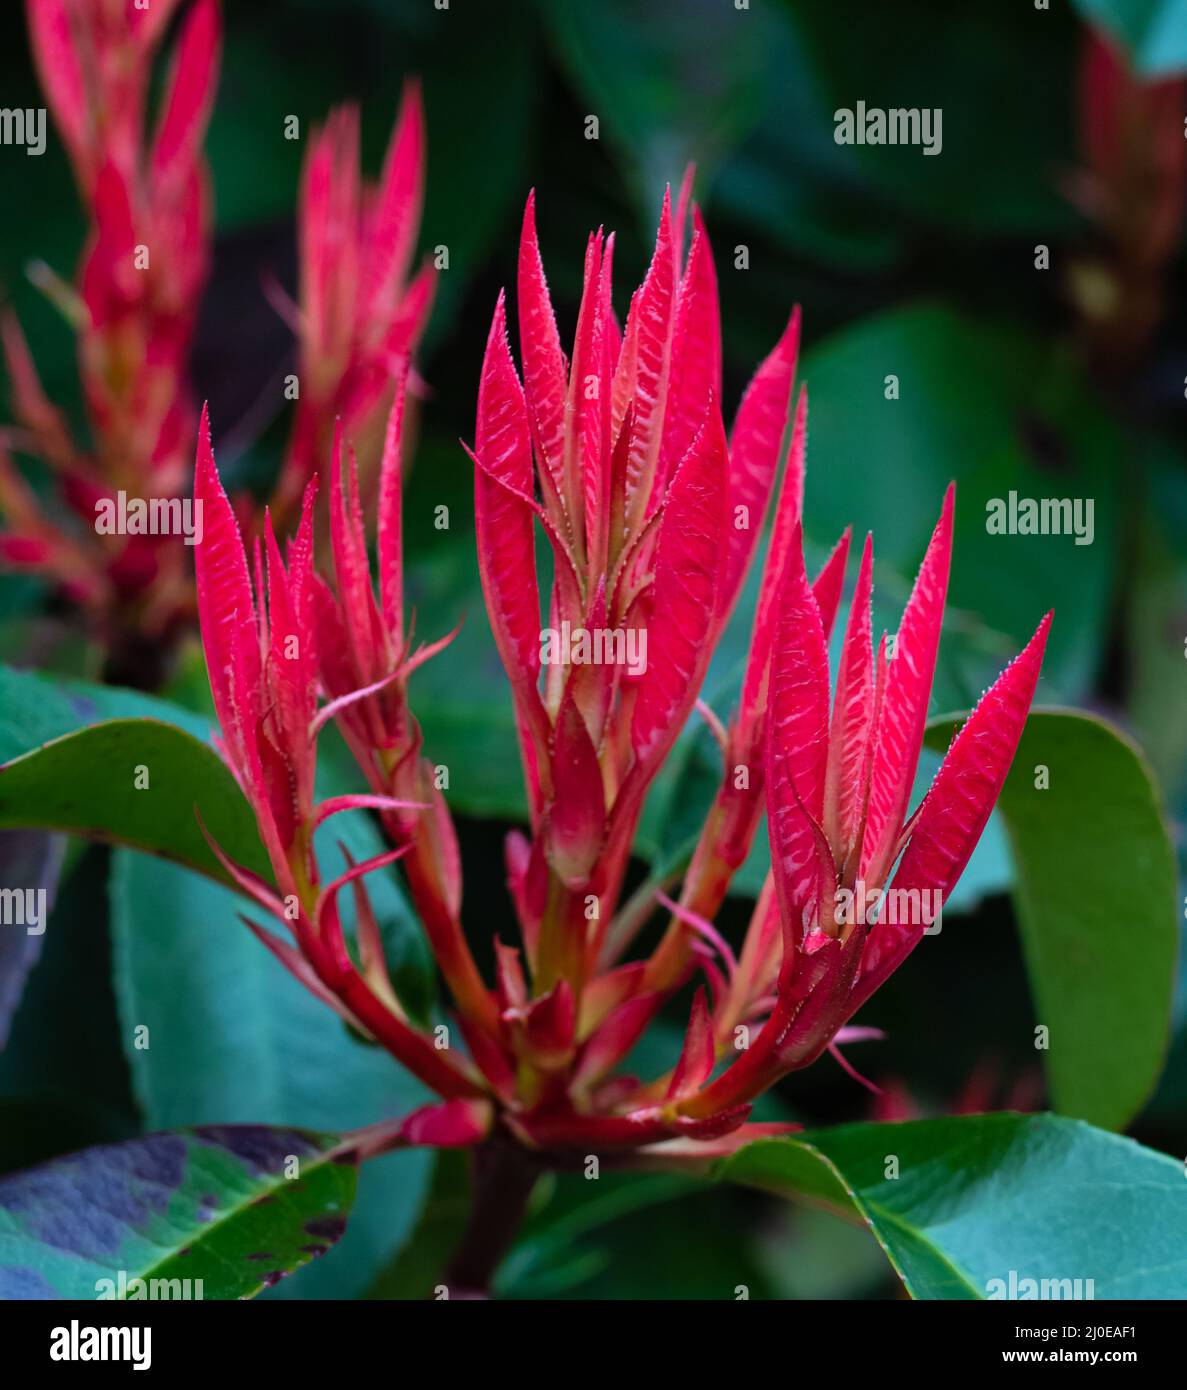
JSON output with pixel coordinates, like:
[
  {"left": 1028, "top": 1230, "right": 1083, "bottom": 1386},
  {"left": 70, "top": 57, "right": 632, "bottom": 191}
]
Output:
[
  {"left": 1, "top": 0, "right": 221, "bottom": 660},
  {"left": 194, "top": 185, "right": 1050, "bottom": 1160},
  {"left": 272, "top": 84, "right": 434, "bottom": 524}
]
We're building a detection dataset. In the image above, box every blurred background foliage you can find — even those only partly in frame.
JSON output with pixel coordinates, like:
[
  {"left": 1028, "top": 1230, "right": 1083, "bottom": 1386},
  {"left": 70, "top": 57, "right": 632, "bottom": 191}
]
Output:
[{"left": 1, "top": 0, "right": 1186, "bottom": 1298}]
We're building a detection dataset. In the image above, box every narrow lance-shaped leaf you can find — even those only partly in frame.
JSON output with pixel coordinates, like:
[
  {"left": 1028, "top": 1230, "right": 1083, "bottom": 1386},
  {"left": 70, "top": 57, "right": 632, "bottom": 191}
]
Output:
[
  {"left": 623, "top": 190, "right": 677, "bottom": 533},
  {"left": 857, "top": 611, "right": 1051, "bottom": 1003},
  {"left": 718, "top": 306, "right": 800, "bottom": 621},
  {"left": 25, "top": 0, "right": 90, "bottom": 182},
  {"left": 657, "top": 213, "right": 721, "bottom": 496},
  {"left": 363, "top": 80, "right": 426, "bottom": 315},
  {"left": 517, "top": 191, "right": 569, "bottom": 499},
  {"left": 765, "top": 540, "right": 835, "bottom": 934},
  {"left": 545, "top": 690, "right": 605, "bottom": 885},
  {"left": 566, "top": 230, "right": 606, "bottom": 564},
  {"left": 822, "top": 533, "right": 874, "bottom": 861},
  {"left": 859, "top": 483, "right": 954, "bottom": 887},
  {"left": 150, "top": 0, "right": 221, "bottom": 189},
  {"left": 736, "top": 386, "right": 808, "bottom": 742},
  {"left": 630, "top": 407, "right": 728, "bottom": 770},
  {"left": 474, "top": 294, "right": 545, "bottom": 725},
  {"left": 376, "top": 364, "right": 409, "bottom": 642},
  {"left": 193, "top": 407, "right": 261, "bottom": 775}
]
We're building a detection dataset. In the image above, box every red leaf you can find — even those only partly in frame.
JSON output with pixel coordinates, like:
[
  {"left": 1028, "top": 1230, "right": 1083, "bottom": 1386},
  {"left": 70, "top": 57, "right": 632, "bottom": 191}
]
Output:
[
  {"left": 657, "top": 212, "right": 721, "bottom": 501},
  {"left": 517, "top": 191, "right": 569, "bottom": 498},
  {"left": 859, "top": 611, "right": 1052, "bottom": 999},
  {"left": 544, "top": 690, "right": 606, "bottom": 885},
  {"left": 667, "top": 986, "right": 715, "bottom": 1100},
  {"left": 362, "top": 80, "right": 425, "bottom": 322},
  {"left": 719, "top": 307, "right": 800, "bottom": 620},
  {"left": 765, "top": 529, "right": 835, "bottom": 932},
  {"left": 859, "top": 484, "right": 954, "bottom": 887},
  {"left": 377, "top": 363, "right": 408, "bottom": 642},
  {"left": 474, "top": 295, "right": 550, "bottom": 785},
  {"left": 630, "top": 406, "right": 729, "bottom": 769},
  {"left": 811, "top": 526, "right": 852, "bottom": 640},
  {"left": 737, "top": 385, "right": 808, "bottom": 741},
  {"left": 398, "top": 1098, "right": 492, "bottom": 1148},
  {"left": 82, "top": 162, "right": 137, "bottom": 328},
  {"left": 328, "top": 428, "right": 383, "bottom": 686},
  {"left": 523, "top": 979, "right": 577, "bottom": 1066},
  {"left": 299, "top": 107, "right": 360, "bottom": 358},
  {"left": 623, "top": 191, "right": 677, "bottom": 533},
  {"left": 822, "top": 532, "right": 874, "bottom": 861},
  {"left": 564, "top": 231, "right": 607, "bottom": 560},
  {"left": 193, "top": 407, "right": 260, "bottom": 777},
  {"left": 151, "top": 0, "right": 221, "bottom": 190},
  {"left": 25, "top": 0, "right": 89, "bottom": 180}
]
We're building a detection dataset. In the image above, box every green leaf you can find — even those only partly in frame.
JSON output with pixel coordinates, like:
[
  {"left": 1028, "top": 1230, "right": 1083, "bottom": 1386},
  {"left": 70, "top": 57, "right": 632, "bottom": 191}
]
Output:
[
  {"left": 0, "top": 667, "right": 438, "bottom": 1295},
  {"left": 107, "top": 852, "right": 432, "bottom": 1300},
  {"left": 0, "top": 666, "right": 437, "bottom": 1022},
  {"left": 0, "top": 664, "right": 266, "bottom": 881},
  {"left": 716, "top": 1113, "right": 1187, "bottom": 1299},
  {"left": 0, "top": 664, "right": 212, "bottom": 759},
  {"left": 0, "top": 1126, "right": 358, "bottom": 1300},
  {"left": 926, "top": 709, "right": 1178, "bottom": 1130},
  {"left": 1072, "top": 0, "right": 1187, "bottom": 76},
  {"left": 0, "top": 717, "right": 270, "bottom": 882}
]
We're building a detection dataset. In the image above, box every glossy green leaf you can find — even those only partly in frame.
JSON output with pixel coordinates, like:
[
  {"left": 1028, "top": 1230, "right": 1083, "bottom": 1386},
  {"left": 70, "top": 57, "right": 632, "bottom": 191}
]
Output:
[
  {"left": 0, "top": 717, "right": 269, "bottom": 882},
  {"left": 0, "top": 668, "right": 438, "bottom": 1023},
  {"left": 926, "top": 709, "right": 1178, "bottom": 1130},
  {"left": 717, "top": 1113, "right": 1187, "bottom": 1299},
  {"left": 107, "top": 852, "right": 432, "bottom": 1300},
  {"left": 0, "top": 1126, "right": 357, "bottom": 1300},
  {"left": 0, "top": 667, "right": 437, "bottom": 1296},
  {"left": 0, "top": 663, "right": 266, "bottom": 880}
]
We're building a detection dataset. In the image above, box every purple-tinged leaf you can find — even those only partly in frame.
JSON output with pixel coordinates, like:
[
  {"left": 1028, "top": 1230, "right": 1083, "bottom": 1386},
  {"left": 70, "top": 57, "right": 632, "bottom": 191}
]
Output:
[{"left": 0, "top": 1126, "right": 358, "bottom": 1299}]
